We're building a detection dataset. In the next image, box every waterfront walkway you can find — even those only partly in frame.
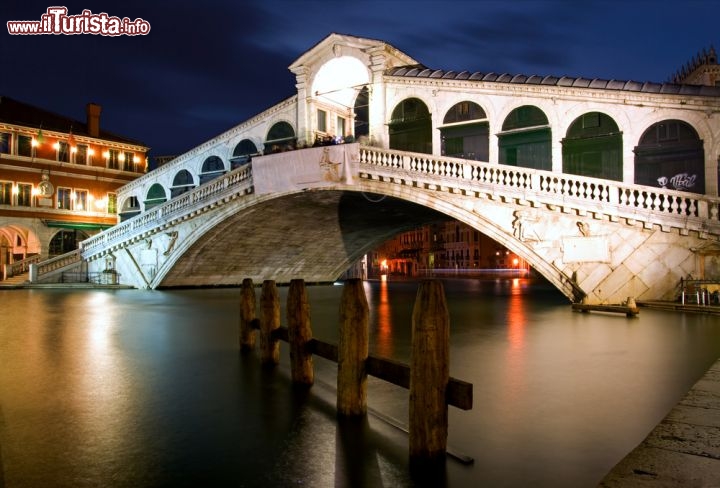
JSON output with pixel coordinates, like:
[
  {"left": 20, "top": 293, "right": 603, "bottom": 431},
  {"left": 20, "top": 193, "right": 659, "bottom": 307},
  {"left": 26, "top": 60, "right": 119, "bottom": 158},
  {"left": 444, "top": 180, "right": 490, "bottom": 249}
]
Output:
[{"left": 599, "top": 357, "right": 720, "bottom": 487}]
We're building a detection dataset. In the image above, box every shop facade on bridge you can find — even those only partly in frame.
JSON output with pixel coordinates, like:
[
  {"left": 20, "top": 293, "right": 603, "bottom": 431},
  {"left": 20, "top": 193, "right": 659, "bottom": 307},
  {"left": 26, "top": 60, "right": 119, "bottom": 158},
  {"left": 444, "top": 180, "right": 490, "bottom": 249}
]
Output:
[{"left": 117, "top": 34, "right": 720, "bottom": 217}]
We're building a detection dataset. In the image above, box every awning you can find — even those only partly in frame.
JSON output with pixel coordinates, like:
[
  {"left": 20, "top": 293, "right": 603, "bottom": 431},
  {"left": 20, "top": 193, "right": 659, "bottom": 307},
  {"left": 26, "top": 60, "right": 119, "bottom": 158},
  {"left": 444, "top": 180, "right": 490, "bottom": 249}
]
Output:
[{"left": 42, "top": 220, "right": 115, "bottom": 231}]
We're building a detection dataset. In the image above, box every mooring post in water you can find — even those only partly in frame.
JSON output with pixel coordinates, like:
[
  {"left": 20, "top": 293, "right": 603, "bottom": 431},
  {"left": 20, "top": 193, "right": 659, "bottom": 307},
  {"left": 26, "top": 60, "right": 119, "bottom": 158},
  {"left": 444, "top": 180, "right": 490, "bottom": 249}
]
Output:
[
  {"left": 287, "top": 279, "right": 314, "bottom": 386},
  {"left": 337, "top": 278, "right": 369, "bottom": 416},
  {"left": 239, "top": 278, "right": 257, "bottom": 352},
  {"left": 260, "top": 280, "right": 280, "bottom": 366},
  {"left": 409, "top": 279, "right": 450, "bottom": 463}
]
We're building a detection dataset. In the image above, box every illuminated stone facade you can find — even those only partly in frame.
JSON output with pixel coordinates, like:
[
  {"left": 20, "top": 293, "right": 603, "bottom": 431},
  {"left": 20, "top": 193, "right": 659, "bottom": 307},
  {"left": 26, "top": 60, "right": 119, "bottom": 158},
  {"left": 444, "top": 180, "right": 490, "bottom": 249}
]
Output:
[{"left": 0, "top": 96, "right": 148, "bottom": 274}]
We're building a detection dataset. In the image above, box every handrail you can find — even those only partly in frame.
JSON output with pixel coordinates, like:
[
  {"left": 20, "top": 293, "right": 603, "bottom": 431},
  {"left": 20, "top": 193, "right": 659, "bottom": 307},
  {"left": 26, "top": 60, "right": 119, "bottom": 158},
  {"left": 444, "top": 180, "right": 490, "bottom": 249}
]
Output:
[
  {"left": 80, "top": 163, "right": 254, "bottom": 258},
  {"left": 35, "top": 249, "right": 82, "bottom": 276},
  {"left": 2, "top": 254, "right": 41, "bottom": 279},
  {"left": 80, "top": 145, "right": 720, "bottom": 263},
  {"left": 357, "top": 146, "right": 720, "bottom": 236}
]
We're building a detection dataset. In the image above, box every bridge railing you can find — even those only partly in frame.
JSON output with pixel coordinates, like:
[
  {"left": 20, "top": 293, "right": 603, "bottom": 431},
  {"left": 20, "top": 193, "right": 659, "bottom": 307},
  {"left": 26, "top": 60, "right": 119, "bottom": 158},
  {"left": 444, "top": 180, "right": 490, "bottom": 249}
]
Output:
[
  {"left": 358, "top": 146, "right": 720, "bottom": 236},
  {"left": 80, "top": 164, "right": 254, "bottom": 258}
]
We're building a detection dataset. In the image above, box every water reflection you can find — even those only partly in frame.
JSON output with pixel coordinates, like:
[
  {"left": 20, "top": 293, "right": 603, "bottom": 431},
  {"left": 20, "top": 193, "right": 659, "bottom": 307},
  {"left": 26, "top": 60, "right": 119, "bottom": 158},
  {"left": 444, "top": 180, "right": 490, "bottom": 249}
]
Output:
[{"left": 1, "top": 284, "right": 720, "bottom": 488}]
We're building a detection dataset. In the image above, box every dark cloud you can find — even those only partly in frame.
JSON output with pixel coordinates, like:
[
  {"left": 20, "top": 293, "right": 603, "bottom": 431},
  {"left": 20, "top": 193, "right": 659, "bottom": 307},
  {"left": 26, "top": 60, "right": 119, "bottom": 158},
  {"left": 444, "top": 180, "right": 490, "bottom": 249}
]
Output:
[{"left": 1, "top": 0, "right": 716, "bottom": 157}]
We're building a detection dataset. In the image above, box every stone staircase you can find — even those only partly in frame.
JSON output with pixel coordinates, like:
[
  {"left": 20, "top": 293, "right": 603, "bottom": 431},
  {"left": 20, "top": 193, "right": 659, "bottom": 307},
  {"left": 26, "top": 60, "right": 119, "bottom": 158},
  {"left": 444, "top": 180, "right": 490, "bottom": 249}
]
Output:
[{"left": 0, "top": 272, "right": 29, "bottom": 288}]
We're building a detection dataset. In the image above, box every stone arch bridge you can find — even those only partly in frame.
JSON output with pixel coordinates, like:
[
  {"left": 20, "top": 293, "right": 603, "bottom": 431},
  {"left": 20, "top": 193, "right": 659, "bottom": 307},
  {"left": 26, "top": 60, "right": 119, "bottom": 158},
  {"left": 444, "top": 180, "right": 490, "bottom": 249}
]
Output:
[{"left": 74, "top": 143, "right": 720, "bottom": 304}]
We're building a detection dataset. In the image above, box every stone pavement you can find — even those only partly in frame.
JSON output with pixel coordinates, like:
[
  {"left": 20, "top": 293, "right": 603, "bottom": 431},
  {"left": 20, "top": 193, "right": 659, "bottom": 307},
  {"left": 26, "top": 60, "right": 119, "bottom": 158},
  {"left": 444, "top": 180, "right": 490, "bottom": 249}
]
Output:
[{"left": 598, "top": 358, "right": 720, "bottom": 487}]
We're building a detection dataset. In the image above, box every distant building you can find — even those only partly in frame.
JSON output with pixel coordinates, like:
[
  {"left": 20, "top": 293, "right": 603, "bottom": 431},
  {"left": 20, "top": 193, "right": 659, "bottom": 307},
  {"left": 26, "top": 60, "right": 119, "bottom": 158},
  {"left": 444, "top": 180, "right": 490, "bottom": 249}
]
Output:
[
  {"left": 670, "top": 46, "right": 719, "bottom": 87},
  {"left": 368, "top": 220, "right": 529, "bottom": 278},
  {"left": 0, "top": 96, "right": 149, "bottom": 270}
]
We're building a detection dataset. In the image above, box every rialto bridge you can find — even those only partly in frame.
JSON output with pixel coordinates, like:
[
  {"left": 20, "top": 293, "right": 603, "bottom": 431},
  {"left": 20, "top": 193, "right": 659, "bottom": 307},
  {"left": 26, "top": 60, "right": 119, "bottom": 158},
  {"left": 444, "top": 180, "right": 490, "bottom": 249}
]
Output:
[{"left": 37, "top": 33, "right": 720, "bottom": 304}]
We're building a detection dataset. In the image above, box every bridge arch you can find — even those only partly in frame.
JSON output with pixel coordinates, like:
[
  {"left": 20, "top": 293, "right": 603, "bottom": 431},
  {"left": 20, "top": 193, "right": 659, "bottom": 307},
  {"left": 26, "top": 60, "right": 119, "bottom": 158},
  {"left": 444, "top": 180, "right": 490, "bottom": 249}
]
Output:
[
  {"left": 439, "top": 101, "right": 489, "bottom": 161},
  {"left": 498, "top": 105, "right": 552, "bottom": 170},
  {"left": 144, "top": 183, "right": 167, "bottom": 211},
  {"left": 388, "top": 97, "right": 432, "bottom": 154},
  {"left": 170, "top": 169, "right": 196, "bottom": 198},
  {"left": 264, "top": 121, "right": 296, "bottom": 154},
  {"left": 634, "top": 119, "right": 705, "bottom": 193},
  {"left": 146, "top": 179, "right": 581, "bottom": 300},
  {"left": 562, "top": 111, "right": 623, "bottom": 181},
  {"left": 199, "top": 155, "right": 227, "bottom": 184},
  {"left": 230, "top": 139, "right": 259, "bottom": 168},
  {"left": 119, "top": 195, "right": 141, "bottom": 221}
]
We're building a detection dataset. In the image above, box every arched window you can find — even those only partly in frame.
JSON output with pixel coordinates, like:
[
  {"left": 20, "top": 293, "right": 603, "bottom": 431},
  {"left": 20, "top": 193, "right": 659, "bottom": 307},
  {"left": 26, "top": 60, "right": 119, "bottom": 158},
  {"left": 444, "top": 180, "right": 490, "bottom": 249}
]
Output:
[
  {"left": 634, "top": 120, "right": 704, "bottom": 193},
  {"left": 562, "top": 112, "right": 622, "bottom": 181},
  {"left": 231, "top": 140, "right": 258, "bottom": 169},
  {"left": 440, "top": 101, "right": 488, "bottom": 161},
  {"left": 498, "top": 106, "right": 551, "bottom": 170},
  {"left": 265, "top": 122, "right": 296, "bottom": 154},
  {"left": 170, "top": 170, "right": 195, "bottom": 198},
  {"left": 199, "top": 156, "right": 226, "bottom": 184},
  {"left": 389, "top": 98, "right": 432, "bottom": 154},
  {"left": 144, "top": 183, "right": 167, "bottom": 210},
  {"left": 119, "top": 195, "right": 140, "bottom": 222}
]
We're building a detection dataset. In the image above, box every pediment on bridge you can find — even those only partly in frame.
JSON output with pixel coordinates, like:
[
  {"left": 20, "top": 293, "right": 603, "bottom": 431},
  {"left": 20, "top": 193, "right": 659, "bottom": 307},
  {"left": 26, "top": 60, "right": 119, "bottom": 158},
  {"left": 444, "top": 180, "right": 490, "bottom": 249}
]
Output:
[{"left": 288, "top": 33, "right": 419, "bottom": 75}]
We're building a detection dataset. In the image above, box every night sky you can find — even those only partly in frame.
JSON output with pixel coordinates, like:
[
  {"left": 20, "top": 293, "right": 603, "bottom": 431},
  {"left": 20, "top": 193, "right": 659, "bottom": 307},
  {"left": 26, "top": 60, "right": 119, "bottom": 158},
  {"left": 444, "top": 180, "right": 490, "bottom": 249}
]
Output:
[{"left": 1, "top": 0, "right": 717, "bottom": 158}]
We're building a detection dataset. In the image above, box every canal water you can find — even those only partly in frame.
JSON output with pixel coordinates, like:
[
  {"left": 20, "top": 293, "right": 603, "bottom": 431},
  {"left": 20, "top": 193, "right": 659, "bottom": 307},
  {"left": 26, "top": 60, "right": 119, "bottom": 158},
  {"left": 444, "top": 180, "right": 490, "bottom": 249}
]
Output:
[{"left": 1, "top": 277, "right": 719, "bottom": 488}]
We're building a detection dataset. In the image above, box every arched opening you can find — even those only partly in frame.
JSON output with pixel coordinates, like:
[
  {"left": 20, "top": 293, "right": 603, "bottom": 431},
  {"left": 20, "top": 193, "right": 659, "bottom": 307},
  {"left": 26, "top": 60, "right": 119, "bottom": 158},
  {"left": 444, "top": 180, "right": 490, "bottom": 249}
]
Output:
[
  {"left": 171, "top": 170, "right": 196, "bottom": 198},
  {"left": 498, "top": 105, "right": 551, "bottom": 170},
  {"left": 264, "top": 122, "right": 296, "bottom": 154},
  {"left": 354, "top": 86, "right": 370, "bottom": 139},
  {"left": 144, "top": 183, "right": 167, "bottom": 210},
  {"left": 199, "top": 156, "right": 226, "bottom": 184},
  {"left": 634, "top": 120, "right": 705, "bottom": 193},
  {"left": 389, "top": 98, "right": 432, "bottom": 154},
  {"left": 562, "top": 112, "right": 622, "bottom": 181},
  {"left": 230, "top": 140, "right": 258, "bottom": 169},
  {"left": 49, "top": 229, "right": 88, "bottom": 256},
  {"left": 119, "top": 196, "right": 141, "bottom": 222},
  {"left": 312, "top": 55, "right": 369, "bottom": 143},
  {"left": 440, "top": 101, "right": 489, "bottom": 161}
]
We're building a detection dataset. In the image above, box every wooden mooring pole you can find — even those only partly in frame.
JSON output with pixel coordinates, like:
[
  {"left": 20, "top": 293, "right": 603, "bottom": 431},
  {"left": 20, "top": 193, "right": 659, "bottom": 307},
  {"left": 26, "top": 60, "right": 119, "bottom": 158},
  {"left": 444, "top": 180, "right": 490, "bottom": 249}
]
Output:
[
  {"left": 287, "top": 279, "right": 314, "bottom": 386},
  {"left": 239, "top": 278, "right": 257, "bottom": 352},
  {"left": 337, "top": 278, "right": 369, "bottom": 417},
  {"left": 409, "top": 279, "right": 450, "bottom": 463},
  {"left": 260, "top": 280, "right": 280, "bottom": 366}
]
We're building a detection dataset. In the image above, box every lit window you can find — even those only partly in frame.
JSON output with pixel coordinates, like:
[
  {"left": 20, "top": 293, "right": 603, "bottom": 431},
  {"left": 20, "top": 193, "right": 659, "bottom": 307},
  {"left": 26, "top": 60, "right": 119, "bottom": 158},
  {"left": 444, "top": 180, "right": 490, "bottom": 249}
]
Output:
[
  {"left": 122, "top": 151, "right": 134, "bottom": 171},
  {"left": 57, "top": 141, "right": 69, "bottom": 162},
  {"left": 74, "top": 189, "right": 88, "bottom": 211},
  {"left": 107, "top": 149, "right": 119, "bottom": 169},
  {"left": 57, "top": 187, "right": 72, "bottom": 209},
  {"left": 107, "top": 193, "right": 117, "bottom": 214},
  {"left": 0, "top": 181, "right": 11, "bottom": 205},
  {"left": 75, "top": 145, "right": 88, "bottom": 165},
  {"left": 0, "top": 133, "right": 10, "bottom": 154},
  {"left": 18, "top": 135, "right": 32, "bottom": 157},
  {"left": 16, "top": 183, "right": 32, "bottom": 207}
]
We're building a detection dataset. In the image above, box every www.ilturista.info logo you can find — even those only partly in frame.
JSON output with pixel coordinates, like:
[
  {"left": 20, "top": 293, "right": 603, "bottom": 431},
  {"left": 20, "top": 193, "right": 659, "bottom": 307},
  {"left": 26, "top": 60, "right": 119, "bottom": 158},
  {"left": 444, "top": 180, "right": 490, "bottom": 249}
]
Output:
[{"left": 7, "top": 7, "right": 151, "bottom": 36}]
